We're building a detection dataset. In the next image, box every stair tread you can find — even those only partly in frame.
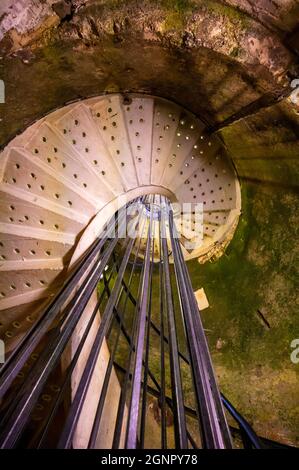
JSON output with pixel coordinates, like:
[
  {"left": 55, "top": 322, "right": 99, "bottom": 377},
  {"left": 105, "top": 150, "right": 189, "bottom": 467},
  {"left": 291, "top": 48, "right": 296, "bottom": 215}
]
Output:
[
  {"left": 54, "top": 103, "right": 127, "bottom": 195},
  {"left": 90, "top": 96, "right": 139, "bottom": 191}
]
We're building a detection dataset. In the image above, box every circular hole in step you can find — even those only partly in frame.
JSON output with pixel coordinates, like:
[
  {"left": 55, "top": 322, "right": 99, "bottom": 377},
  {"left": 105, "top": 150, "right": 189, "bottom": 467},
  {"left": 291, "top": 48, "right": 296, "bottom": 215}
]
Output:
[
  {"left": 42, "top": 394, "right": 51, "bottom": 402},
  {"left": 13, "top": 321, "right": 21, "bottom": 329},
  {"left": 15, "top": 163, "right": 20, "bottom": 169},
  {"left": 29, "top": 250, "right": 36, "bottom": 255},
  {"left": 25, "top": 282, "right": 31, "bottom": 287},
  {"left": 39, "top": 220, "right": 44, "bottom": 225},
  {"left": 45, "top": 250, "right": 51, "bottom": 256},
  {"left": 10, "top": 284, "right": 16, "bottom": 290},
  {"left": 54, "top": 224, "right": 59, "bottom": 230},
  {"left": 14, "top": 248, "right": 20, "bottom": 254}
]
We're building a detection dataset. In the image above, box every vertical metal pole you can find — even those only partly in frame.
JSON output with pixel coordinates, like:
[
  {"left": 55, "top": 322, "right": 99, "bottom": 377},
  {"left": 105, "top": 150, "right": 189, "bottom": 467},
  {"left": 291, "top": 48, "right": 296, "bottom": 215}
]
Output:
[
  {"left": 112, "top": 215, "right": 148, "bottom": 449},
  {"left": 57, "top": 225, "right": 140, "bottom": 448},
  {"left": 159, "top": 196, "right": 167, "bottom": 449},
  {"left": 125, "top": 197, "right": 154, "bottom": 449},
  {"left": 160, "top": 200, "right": 188, "bottom": 449},
  {"left": 87, "top": 215, "right": 148, "bottom": 449},
  {"left": 165, "top": 197, "right": 232, "bottom": 449},
  {"left": 139, "top": 212, "right": 155, "bottom": 448}
]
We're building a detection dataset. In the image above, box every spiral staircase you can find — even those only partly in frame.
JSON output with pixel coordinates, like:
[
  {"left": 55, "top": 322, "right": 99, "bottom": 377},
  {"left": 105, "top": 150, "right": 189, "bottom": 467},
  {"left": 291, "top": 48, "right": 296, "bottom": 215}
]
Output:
[{"left": 0, "top": 93, "right": 240, "bottom": 353}]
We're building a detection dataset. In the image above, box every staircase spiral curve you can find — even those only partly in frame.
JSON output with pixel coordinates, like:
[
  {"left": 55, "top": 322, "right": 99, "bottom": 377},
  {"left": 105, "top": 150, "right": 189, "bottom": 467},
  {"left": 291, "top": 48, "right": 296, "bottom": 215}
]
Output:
[{"left": 0, "top": 93, "right": 241, "bottom": 353}]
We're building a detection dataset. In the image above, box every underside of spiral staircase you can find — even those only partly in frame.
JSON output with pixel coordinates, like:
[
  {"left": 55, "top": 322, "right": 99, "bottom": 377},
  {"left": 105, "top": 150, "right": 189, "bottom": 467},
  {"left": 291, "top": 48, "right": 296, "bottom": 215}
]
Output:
[
  {"left": 0, "top": 94, "right": 240, "bottom": 340},
  {"left": 0, "top": 93, "right": 246, "bottom": 449}
]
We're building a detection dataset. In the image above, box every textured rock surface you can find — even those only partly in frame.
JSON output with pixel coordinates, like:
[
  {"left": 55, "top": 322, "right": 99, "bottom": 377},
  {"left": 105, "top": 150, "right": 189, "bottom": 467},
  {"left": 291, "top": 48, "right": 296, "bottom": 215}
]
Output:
[{"left": 0, "top": 0, "right": 298, "bottom": 447}]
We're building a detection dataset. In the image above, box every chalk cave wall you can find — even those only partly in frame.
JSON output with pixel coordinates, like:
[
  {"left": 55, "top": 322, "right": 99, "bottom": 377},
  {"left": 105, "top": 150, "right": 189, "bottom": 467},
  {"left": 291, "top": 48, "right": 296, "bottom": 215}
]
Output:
[{"left": 0, "top": 0, "right": 298, "bottom": 445}]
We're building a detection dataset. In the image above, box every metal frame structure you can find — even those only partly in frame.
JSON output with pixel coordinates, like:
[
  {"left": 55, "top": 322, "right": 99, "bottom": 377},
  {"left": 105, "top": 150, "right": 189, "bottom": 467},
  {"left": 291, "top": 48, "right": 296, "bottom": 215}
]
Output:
[{"left": 0, "top": 195, "right": 261, "bottom": 449}]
